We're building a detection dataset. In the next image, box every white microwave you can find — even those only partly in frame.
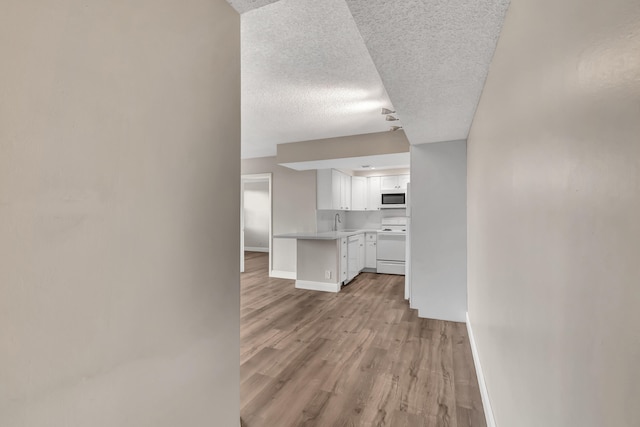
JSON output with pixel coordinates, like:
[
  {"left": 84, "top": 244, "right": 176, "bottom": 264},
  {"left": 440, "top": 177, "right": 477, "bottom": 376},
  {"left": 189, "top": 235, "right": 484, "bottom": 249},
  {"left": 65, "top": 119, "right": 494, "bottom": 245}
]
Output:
[{"left": 381, "top": 192, "right": 406, "bottom": 208}]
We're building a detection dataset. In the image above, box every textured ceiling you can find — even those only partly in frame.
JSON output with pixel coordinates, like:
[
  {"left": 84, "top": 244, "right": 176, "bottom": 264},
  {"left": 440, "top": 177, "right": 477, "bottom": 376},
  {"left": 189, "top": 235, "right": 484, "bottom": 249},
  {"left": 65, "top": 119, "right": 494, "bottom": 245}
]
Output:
[
  {"left": 344, "top": 0, "right": 511, "bottom": 144},
  {"left": 237, "top": 0, "right": 510, "bottom": 158},
  {"left": 226, "top": 0, "right": 281, "bottom": 14},
  {"left": 240, "top": 0, "right": 396, "bottom": 158}
]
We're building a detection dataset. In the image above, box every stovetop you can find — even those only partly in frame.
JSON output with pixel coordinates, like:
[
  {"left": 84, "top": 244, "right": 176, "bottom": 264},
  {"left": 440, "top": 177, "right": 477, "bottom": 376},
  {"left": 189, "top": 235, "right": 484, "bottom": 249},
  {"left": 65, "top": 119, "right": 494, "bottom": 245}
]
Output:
[
  {"left": 379, "top": 217, "right": 407, "bottom": 233},
  {"left": 379, "top": 228, "right": 407, "bottom": 234}
]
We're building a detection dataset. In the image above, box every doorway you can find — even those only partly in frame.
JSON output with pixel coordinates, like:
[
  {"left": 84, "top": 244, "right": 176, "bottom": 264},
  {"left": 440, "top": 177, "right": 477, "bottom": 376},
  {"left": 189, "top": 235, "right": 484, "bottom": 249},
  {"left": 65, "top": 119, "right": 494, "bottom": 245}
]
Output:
[{"left": 241, "top": 173, "right": 272, "bottom": 273}]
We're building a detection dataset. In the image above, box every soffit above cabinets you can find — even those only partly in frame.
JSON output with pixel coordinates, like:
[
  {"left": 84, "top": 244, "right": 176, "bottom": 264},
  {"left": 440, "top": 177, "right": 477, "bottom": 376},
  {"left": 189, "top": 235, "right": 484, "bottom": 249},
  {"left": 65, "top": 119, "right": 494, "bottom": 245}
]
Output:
[{"left": 280, "top": 152, "right": 410, "bottom": 172}]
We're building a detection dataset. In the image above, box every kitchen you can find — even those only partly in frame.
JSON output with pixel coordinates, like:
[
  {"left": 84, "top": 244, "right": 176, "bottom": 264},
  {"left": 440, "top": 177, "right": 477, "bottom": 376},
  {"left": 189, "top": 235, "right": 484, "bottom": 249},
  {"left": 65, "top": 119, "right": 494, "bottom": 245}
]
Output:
[{"left": 276, "top": 167, "right": 410, "bottom": 293}]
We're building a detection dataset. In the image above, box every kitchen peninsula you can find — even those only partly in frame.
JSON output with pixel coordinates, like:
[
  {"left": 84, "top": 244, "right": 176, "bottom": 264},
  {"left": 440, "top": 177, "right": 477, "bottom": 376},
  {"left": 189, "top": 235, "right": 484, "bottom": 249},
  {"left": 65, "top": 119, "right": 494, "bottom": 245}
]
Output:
[{"left": 275, "top": 229, "right": 377, "bottom": 292}]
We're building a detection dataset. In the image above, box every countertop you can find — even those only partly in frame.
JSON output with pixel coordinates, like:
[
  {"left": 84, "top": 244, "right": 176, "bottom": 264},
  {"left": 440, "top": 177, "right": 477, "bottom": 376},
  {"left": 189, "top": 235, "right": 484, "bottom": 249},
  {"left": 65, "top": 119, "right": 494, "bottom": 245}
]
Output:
[{"left": 275, "top": 229, "right": 378, "bottom": 240}]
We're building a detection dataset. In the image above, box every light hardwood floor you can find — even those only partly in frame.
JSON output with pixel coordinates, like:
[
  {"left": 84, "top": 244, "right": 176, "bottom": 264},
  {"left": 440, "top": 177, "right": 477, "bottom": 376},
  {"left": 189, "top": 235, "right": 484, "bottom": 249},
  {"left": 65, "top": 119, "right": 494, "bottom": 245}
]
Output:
[{"left": 240, "top": 252, "right": 486, "bottom": 427}]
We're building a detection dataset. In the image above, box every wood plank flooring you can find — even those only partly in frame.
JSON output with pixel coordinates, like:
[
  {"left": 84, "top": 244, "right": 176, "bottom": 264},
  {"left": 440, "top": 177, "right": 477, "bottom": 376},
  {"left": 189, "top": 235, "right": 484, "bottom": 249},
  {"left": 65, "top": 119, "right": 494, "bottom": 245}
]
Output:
[{"left": 241, "top": 252, "right": 486, "bottom": 427}]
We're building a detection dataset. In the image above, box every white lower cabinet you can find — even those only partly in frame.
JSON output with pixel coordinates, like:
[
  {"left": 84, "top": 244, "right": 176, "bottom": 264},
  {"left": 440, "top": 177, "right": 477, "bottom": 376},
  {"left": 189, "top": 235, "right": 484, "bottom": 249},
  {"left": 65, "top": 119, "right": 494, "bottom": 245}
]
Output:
[
  {"left": 365, "top": 232, "right": 377, "bottom": 269},
  {"left": 346, "top": 234, "right": 366, "bottom": 283},
  {"left": 347, "top": 236, "right": 359, "bottom": 282},
  {"left": 340, "top": 237, "right": 348, "bottom": 283},
  {"left": 358, "top": 234, "right": 365, "bottom": 271}
]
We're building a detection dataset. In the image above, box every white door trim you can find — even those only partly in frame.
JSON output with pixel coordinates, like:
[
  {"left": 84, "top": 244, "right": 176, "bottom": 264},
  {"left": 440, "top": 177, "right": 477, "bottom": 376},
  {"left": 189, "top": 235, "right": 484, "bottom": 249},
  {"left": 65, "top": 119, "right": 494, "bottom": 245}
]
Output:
[{"left": 241, "top": 173, "right": 273, "bottom": 275}]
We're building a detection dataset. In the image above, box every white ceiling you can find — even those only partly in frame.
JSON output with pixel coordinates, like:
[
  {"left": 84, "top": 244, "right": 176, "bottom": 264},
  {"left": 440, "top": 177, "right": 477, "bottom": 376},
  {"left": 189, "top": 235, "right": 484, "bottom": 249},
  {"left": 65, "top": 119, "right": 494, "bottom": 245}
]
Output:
[
  {"left": 240, "top": 0, "right": 397, "bottom": 159},
  {"left": 230, "top": 0, "right": 510, "bottom": 158}
]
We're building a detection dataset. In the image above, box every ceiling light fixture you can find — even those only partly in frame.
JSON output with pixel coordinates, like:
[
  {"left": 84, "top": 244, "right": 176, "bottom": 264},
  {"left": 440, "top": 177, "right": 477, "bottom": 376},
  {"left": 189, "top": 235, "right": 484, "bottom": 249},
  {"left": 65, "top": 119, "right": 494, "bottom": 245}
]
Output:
[
  {"left": 389, "top": 126, "right": 403, "bottom": 131},
  {"left": 381, "top": 108, "right": 396, "bottom": 115},
  {"left": 385, "top": 115, "right": 399, "bottom": 121}
]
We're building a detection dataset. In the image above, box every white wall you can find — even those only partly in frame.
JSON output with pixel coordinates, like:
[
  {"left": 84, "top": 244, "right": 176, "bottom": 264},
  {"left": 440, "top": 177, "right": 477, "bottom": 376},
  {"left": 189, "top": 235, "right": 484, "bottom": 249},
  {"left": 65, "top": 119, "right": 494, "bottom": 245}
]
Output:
[
  {"left": 242, "top": 157, "right": 317, "bottom": 275},
  {"left": 410, "top": 141, "right": 467, "bottom": 322},
  {"left": 467, "top": 0, "right": 640, "bottom": 425},
  {"left": 0, "top": 1, "right": 241, "bottom": 426},
  {"left": 243, "top": 181, "right": 270, "bottom": 250}
]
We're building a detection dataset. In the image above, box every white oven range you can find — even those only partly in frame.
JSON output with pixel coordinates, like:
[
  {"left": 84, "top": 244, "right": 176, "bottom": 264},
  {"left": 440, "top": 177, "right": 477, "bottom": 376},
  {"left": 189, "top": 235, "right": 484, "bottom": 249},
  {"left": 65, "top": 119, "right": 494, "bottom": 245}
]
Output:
[{"left": 376, "top": 217, "right": 407, "bottom": 275}]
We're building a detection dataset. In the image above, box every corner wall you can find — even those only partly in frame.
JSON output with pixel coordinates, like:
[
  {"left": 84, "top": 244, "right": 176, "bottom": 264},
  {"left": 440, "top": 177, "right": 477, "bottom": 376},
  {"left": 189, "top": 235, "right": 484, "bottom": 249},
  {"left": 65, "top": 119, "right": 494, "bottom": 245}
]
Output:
[
  {"left": 410, "top": 141, "right": 467, "bottom": 322},
  {"left": 467, "top": 0, "right": 640, "bottom": 425},
  {"left": 0, "top": 1, "right": 241, "bottom": 425},
  {"left": 242, "top": 157, "right": 317, "bottom": 275}
]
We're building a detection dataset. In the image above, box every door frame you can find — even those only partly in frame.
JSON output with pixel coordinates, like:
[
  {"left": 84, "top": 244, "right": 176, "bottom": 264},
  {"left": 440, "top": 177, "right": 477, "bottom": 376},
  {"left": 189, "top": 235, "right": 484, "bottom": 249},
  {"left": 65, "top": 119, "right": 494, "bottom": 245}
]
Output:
[{"left": 241, "top": 173, "right": 273, "bottom": 274}]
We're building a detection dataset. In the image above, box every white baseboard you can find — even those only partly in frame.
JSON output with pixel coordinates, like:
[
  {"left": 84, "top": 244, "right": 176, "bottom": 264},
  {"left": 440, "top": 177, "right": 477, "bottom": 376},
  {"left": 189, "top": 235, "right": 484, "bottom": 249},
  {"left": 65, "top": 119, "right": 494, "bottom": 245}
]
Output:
[
  {"left": 466, "top": 312, "right": 496, "bottom": 427},
  {"left": 417, "top": 309, "right": 466, "bottom": 323},
  {"left": 244, "top": 247, "right": 269, "bottom": 253},
  {"left": 295, "top": 280, "right": 340, "bottom": 293},
  {"left": 270, "top": 270, "right": 296, "bottom": 280}
]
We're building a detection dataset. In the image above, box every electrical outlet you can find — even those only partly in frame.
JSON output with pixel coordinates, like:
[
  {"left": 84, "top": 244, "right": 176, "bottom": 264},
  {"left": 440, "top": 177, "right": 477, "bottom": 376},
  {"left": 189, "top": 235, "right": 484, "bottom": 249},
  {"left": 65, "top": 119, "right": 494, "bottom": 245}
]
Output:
[{"left": 325, "top": 270, "right": 331, "bottom": 279}]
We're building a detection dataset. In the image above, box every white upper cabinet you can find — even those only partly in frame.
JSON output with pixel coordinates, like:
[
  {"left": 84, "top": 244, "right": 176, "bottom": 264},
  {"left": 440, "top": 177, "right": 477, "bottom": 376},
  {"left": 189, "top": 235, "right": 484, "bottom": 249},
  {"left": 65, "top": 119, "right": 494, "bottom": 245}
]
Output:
[
  {"left": 317, "top": 169, "right": 352, "bottom": 210},
  {"left": 318, "top": 170, "right": 408, "bottom": 211},
  {"left": 380, "top": 175, "right": 410, "bottom": 191},
  {"left": 380, "top": 176, "right": 398, "bottom": 191},
  {"left": 397, "top": 175, "right": 410, "bottom": 190},
  {"left": 341, "top": 172, "right": 351, "bottom": 211},
  {"left": 366, "top": 176, "right": 381, "bottom": 210},
  {"left": 343, "top": 175, "right": 380, "bottom": 211},
  {"left": 331, "top": 169, "right": 341, "bottom": 209},
  {"left": 351, "top": 176, "right": 367, "bottom": 211}
]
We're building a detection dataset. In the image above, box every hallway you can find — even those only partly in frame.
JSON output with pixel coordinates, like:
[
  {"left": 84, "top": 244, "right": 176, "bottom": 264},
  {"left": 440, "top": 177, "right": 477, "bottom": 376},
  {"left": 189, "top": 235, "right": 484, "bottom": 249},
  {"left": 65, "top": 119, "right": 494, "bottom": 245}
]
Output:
[{"left": 240, "top": 252, "right": 486, "bottom": 426}]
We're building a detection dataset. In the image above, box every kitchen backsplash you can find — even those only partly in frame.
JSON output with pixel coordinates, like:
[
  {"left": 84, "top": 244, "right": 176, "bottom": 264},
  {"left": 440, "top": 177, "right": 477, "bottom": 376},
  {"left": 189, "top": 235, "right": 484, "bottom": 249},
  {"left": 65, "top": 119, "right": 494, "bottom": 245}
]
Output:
[
  {"left": 344, "top": 211, "right": 381, "bottom": 229},
  {"left": 317, "top": 209, "right": 406, "bottom": 232},
  {"left": 316, "top": 210, "right": 345, "bottom": 232}
]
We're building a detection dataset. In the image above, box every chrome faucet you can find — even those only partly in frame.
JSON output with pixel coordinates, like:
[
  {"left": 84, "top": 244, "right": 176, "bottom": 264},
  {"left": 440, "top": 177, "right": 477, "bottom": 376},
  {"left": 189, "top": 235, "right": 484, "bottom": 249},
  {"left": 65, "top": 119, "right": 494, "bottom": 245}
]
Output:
[{"left": 334, "top": 213, "right": 342, "bottom": 231}]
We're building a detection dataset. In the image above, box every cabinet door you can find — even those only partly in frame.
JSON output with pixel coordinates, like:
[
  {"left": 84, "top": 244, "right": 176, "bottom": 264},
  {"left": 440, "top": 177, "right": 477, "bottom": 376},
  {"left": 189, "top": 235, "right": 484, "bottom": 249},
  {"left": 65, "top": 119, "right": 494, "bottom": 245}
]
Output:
[
  {"left": 351, "top": 177, "right": 367, "bottom": 211},
  {"left": 342, "top": 173, "right": 351, "bottom": 210},
  {"left": 380, "top": 176, "right": 399, "bottom": 191},
  {"left": 365, "top": 241, "right": 377, "bottom": 269},
  {"left": 331, "top": 169, "right": 342, "bottom": 210},
  {"left": 367, "top": 176, "right": 381, "bottom": 210},
  {"left": 347, "top": 238, "right": 359, "bottom": 281},
  {"left": 398, "top": 175, "right": 410, "bottom": 190},
  {"left": 358, "top": 234, "right": 365, "bottom": 271},
  {"left": 340, "top": 238, "right": 348, "bottom": 282}
]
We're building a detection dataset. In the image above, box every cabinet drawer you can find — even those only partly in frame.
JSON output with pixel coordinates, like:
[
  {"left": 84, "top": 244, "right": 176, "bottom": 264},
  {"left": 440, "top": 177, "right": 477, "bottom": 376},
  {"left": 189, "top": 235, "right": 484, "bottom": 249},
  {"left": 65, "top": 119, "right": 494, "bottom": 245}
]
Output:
[{"left": 366, "top": 232, "right": 377, "bottom": 242}]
